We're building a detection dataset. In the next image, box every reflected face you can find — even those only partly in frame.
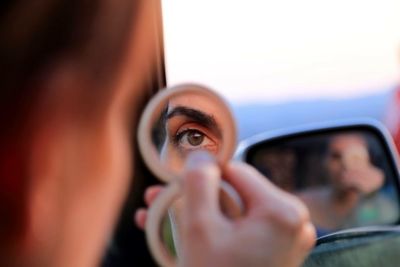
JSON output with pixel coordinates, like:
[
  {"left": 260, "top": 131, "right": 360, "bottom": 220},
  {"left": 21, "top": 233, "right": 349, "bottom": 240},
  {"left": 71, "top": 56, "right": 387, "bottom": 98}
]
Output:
[
  {"left": 159, "top": 93, "right": 224, "bottom": 172},
  {"left": 326, "top": 133, "right": 370, "bottom": 190}
]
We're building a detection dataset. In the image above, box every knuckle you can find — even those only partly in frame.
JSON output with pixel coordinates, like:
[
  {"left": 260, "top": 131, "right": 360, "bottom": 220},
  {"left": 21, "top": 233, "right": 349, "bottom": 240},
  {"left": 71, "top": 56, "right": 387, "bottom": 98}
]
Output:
[
  {"left": 260, "top": 196, "right": 310, "bottom": 233},
  {"left": 182, "top": 214, "right": 212, "bottom": 240},
  {"left": 300, "top": 222, "right": 317, "bottom": 250},
  {"left": 284, "top": 199, "right": 310, "bottom": 231}
]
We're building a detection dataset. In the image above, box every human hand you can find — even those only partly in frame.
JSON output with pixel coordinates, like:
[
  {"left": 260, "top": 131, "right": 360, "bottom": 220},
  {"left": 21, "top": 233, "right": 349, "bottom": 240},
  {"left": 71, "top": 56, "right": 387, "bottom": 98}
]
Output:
[
  {"left": 339, "top": 144, "right": 384, "bottom": 194},
  {"left": 342, "top": 166, "right": 384, "bottom": 195},
  {"left": 135, "top": 152, "right": 316, "bottom": 267},
  {"left": 135, "top": 185, "right": 164, "bottom": 230}
]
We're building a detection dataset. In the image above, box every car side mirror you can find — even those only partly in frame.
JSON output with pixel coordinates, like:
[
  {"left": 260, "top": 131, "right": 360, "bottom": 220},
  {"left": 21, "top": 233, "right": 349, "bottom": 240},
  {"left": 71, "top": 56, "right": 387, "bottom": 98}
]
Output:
[{"left": 236, "top": 119, "right": 400, "bottom": 237}]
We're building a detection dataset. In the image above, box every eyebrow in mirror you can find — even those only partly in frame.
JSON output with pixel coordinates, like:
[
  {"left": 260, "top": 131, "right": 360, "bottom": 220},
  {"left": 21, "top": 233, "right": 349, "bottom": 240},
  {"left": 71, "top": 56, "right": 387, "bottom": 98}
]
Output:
[{"left": 166, "top": 106, "right": 222, "bottom": 139}]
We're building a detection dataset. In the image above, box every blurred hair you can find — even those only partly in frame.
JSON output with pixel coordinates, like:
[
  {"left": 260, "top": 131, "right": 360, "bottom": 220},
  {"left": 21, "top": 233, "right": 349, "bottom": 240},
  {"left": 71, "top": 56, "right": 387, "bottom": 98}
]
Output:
[
  {"left": 0, "top": 3, "right": 164, "bottom": 262},
  {"left": 0, "top": 0, "right": 139, "bottom": 132}
]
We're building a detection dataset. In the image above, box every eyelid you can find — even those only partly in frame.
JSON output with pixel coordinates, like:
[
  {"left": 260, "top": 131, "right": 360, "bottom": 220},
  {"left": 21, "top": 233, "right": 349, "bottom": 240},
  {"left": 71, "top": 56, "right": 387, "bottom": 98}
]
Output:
[
  {"left": 174, "top": 122, "right": 219, "bottom": 143},
  {"left": 175, "top": 130, "right": 219, "bottom": 156},
  {"left": 175, "top": 128, "right": 201, "bottom": 141},
  {"left": 173, "top": 128, "right": 212, "bottom": 149},
  {"left": 173, "top": 126, "right": 219, "bottom": 157},
  {"left": 166, "top": 107, "right": 221, "bottom": 138}
]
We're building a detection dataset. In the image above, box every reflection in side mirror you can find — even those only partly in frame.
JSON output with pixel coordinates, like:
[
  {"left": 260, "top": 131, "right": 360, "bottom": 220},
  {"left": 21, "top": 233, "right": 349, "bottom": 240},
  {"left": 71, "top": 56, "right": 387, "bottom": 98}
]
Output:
[{"left": 237, "top": 121, "right": 400, "bottom": 237}]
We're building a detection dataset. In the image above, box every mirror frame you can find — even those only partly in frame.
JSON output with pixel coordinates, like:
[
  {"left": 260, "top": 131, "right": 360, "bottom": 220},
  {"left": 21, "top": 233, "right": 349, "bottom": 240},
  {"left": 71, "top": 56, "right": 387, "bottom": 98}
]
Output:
[{"left": 235, "top": 118, "right": 400, "bottom": 226}]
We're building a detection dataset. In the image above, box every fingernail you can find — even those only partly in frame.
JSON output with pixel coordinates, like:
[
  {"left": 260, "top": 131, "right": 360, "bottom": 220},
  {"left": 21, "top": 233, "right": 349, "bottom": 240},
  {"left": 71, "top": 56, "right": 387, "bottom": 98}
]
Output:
[{"left": 185, "top": 150, "right": 215, "bottom": 170}]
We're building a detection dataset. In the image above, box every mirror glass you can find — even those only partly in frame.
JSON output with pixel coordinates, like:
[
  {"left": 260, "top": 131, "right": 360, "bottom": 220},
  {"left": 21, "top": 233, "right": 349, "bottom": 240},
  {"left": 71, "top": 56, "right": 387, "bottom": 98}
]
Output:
[
  {"left": 154, "top": 91, "right": 224, "bottom": 171},
  {"left": 245, "top": 129, "right": 400, "bottom": 236},
  {"left": 139, "top": 84, "right": 236, "bottom": 182},
  {"left": 160, "top": 198, "right": 182, "bottom": 259}
]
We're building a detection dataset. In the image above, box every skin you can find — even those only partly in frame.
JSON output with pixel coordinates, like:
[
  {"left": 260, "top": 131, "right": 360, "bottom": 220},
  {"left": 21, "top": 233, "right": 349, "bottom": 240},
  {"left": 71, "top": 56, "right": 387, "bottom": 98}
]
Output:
[
  {"left": 160, "top": 93, "right": 225, "bottom": 173},
  {"left": 299, "top": 133, "right": 384, "bottom": 230},
  {"left": 326, "top": 134, "right": 383, "bottom": 195},
  {"left": 137, "top": 152, "right": 316, "bottom": 267}
]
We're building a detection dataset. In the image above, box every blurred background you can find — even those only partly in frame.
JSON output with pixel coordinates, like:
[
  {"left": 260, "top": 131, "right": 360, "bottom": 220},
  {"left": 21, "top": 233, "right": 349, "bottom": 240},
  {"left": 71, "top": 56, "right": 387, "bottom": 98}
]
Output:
[{"left": 161, "top": 0, "right": 400, "bottom": 143}]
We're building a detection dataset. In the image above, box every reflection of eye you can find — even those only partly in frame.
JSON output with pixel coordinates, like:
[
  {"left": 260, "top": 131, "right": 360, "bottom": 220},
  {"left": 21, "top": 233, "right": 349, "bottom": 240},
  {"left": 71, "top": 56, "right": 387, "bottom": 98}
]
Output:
[
  {"left": 178, "top": 129, "right": 204, "bottom": 146},
  {"left": 175, "top": 128, "right": 216, "bottom": 151}
]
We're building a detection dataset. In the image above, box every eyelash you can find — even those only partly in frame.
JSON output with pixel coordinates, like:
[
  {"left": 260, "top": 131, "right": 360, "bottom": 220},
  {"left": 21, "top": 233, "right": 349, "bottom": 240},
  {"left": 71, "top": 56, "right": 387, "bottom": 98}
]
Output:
[
  {"left": 173, "top": 128, "right": 205, "bottom": 146},
  {"left": 168, "top": 122, "right": 219, "bottom": 156}
]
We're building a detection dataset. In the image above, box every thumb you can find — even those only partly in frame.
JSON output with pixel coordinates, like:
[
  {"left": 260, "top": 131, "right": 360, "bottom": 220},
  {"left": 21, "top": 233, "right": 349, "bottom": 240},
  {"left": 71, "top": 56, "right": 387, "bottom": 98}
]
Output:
[{"left": 182, "top": 151, "right": 221, "bottom": 222}]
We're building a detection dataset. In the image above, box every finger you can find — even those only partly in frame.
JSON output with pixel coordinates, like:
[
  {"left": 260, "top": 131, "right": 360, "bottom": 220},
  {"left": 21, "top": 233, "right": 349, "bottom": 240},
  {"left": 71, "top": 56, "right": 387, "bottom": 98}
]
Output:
[
  {"left": 182, "top": 151, "right": 221, "bottom": 223},
  {"left": 224, "top": 162, "right": 310, "bottom": 226},
  {"left": 134, "top": 208, "right": 147, "bottom": 230},
  {"left": 144, "top": 185, "right": 164, "bottom": 206},
  {"left": 298, "top": 221, "right": 317, "bottom": 252},
  {"left": 291, "top": 222, "right": 317, "bottom": 266}
]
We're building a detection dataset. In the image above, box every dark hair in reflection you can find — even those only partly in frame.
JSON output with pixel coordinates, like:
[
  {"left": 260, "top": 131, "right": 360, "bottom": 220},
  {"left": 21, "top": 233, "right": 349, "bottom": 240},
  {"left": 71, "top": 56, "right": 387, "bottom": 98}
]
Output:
[{"left": 152, "top": 105, "right": 168, "bottom": 151}]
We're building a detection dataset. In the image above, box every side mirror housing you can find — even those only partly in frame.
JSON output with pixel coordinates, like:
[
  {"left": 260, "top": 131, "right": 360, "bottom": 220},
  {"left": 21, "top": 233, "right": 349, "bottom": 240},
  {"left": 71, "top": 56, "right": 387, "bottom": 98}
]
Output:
[{"left": 236, "top": 119, "right": 400, "bottom": 236}]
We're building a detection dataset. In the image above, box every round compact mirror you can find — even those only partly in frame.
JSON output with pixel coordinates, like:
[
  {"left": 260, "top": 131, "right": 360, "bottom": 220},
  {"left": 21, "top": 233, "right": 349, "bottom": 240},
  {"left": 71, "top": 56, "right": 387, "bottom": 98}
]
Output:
[
  {"left": 138, "top": 84, "right": 241, "bottom": 267},
  {"left": 138, "top": 83, "right": 237, "bottom": 182}
]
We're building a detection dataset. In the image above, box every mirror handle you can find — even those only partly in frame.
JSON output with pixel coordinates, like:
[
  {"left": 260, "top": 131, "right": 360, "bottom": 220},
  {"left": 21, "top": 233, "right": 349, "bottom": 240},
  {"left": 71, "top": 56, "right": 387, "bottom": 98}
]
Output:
[
  {"left": 145, "top": 179, "right": 244, "bottom": 267},
  {"left": 146, "top": 182, "right": 180, "bottom": 267}
]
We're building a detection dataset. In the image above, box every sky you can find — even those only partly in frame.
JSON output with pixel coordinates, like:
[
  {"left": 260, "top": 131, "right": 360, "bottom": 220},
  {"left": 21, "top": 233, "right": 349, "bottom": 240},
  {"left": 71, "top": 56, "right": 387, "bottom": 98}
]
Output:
[{"left": 162, "top": 0, "right": 400, "bottom": 104}]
